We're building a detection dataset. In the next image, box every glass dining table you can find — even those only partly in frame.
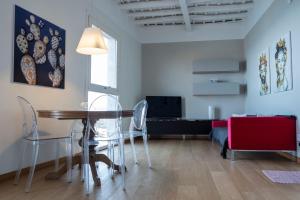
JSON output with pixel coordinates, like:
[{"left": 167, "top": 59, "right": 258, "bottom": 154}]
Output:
[{"left": 37, "top": 109, "right": 133, "bottom": 186}]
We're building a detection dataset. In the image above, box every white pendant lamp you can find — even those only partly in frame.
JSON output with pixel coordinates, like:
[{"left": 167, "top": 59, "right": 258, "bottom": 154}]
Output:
[{"left": 76, "top": 26, "right": 107, "bottom": 55}]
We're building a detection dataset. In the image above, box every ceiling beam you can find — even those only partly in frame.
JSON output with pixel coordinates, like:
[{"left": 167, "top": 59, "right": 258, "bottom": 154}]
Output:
[
  {"left": 189, "top": 3, "right": 253, "bottom": 13},
  {"left": 142, "top": 18, "right": 244, "bottom": 27},
  {"left": 191, "top": 13, "right": 247, "bottom": 21},
  {"left": 119, "top": 0, "right": 178, "bottom": 10},
  {"left": 178, "top": 0, "right": 192, "bottom": 31},
  {"left": 129, "top": 9, "right": 182, "bottom": 18},
  {"left": 134, "top": 12, "right": 246, "bottom": 25},
  {"left": 188, "top": 0, "right": 252, "bottom": 4},
  {"left": 135, "top": 16, "right": 184, "bottom": 25},
  {"left": 192, "top": 18, "right": 244, "bottom": 24},
  {"left": 127, "top": 2, "right": 253, "bottom": 18}
]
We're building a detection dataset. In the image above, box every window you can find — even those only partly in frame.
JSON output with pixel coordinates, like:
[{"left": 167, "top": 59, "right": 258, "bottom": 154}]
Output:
[
  {"left": 86, "top": 24, "right": 119, "bottom": 149},
  {"left": 87, "top": 25, "right": 118, "bottom": 106},
  {"left": 90, "top": 32, "right": 117, "bottom": 89}
]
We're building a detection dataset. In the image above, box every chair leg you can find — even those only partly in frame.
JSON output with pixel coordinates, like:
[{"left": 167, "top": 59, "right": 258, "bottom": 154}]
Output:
[
  {"left": 83, "top": 140, "right": 90, "bottom": 195},
  {"left": 107, "top": 141, "right": 111, "bottom": 161},
  {"left": 84, "top": 163, "right": 90, "bottom": 195},
  {"left": 80, "top": 151, "right": 84, "bottom": 182},
  {"left": 25, "top": 141, "right": 39, "bottom": 193},
  {"left": 118, "top": 138, "right": 126, "bottom": 190},
  {"left": 112, "top": 144, "right": 115, "bottom": 167},
  {"left": 111, "top": 143, "right": 116, "bottom": 177},
  {"left": 66, "top": 138, "right": 72, "bottom": 183},
  {"left": 55, "top": 141, "right": 60, "bottom": 172},
  {"left": 143, "top": 133, "right": 152, "bottom": 168},
  {"left": 14, "top": 141, "right": 28, "bottom": 185},
  {"left": 107, "top": 142, "right": 114, "bottom": 177},
  {"left": 129, "top": 134, "right": 138, "bottom": 164}
]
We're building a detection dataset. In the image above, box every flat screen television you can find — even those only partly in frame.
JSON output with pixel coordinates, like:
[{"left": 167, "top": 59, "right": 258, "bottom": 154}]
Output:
[{"left": 146, "top": 96, "right": 182, "bottom": 118}]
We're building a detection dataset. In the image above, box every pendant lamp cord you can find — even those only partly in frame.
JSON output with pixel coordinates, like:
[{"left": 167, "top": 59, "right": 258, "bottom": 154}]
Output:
[{"left": 87, "top": 0, "right": 93, "bottom": 27}]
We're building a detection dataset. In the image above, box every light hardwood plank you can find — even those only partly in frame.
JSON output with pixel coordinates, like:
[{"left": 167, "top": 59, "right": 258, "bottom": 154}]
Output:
[{"left": 0, "top": 140, "right": 300, "bottom": 200}]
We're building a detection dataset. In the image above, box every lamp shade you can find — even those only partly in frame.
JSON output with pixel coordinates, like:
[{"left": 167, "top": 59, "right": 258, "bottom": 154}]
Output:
[{"left": 76, "top": 27, "right": 107, "bottom": 55}]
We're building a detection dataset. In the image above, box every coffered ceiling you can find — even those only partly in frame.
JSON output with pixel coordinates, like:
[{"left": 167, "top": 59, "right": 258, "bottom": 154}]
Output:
[
  {"left": 117, "top": 0, "right": 254, "bottom": 31},
  {"left": 112, "top": 0, "right": 274, "bottom": 43}
]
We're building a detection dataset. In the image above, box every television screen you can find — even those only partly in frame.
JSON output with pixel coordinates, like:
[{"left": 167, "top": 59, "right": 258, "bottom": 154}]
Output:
[{"left": 146, "top": 96, "right": 182, "bottom": 118}]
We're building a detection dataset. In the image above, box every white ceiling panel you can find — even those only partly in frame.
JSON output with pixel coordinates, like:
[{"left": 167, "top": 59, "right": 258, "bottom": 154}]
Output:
[
  {"left": 114, "top": 0, "right": 274, "bottom": 43},
  {"left": 117, "top": 0, "right": 253, "bottom": 30}
]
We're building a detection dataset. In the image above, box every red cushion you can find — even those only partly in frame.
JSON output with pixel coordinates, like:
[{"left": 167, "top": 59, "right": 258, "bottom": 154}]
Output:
[
  {"left": 212, "top": 120, "right": 227, "bottom": 128},
  {"left": 228, "top": 116, "right": 296, "bottom": 151}
]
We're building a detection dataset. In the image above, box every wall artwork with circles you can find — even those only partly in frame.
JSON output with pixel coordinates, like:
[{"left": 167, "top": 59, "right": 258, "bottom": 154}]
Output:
[{"left": 13, "top": 5, "right": 66, "bottom": 89}]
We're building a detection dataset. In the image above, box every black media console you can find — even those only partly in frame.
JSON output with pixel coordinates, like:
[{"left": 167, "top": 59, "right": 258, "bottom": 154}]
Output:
[{"left": 146, "top": 118, "right": 212, "bottom": 137}]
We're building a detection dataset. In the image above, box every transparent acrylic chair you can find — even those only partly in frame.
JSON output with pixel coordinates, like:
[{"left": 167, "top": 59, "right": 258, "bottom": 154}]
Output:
[
  {"left": 69, "top": 102, "right": 88, "bottom": 156},
  {"left": 83, "top": 95, "right": 125, "bottom": 195},
  {"left": 69, "top": 101, "right": 88, "bottom": 181},
  {"left": 14, "top": 96, "right": 72, "bottom": 192},
  {"left": 55, "top": 103, "right": 87, "bottom": 174},
  {"left": 123, "top": 100, "right": 151, "bottom": 167}
]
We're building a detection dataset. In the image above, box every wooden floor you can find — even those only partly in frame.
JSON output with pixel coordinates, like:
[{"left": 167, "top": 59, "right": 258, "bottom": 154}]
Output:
[{"left": 1, "top": 140, "right": 300, "bottom": 200}]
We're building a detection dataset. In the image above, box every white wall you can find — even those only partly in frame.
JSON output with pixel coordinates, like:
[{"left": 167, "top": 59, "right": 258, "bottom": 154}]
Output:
[
  {"left": 243, "top": 0, "right": 274, "bottom": 37},
  {"left": 244, "top": 0, "right": 300, "bottom": 155},
  {"left": 0, "top": 0, "right": 142, "bottom": 175},
  {"left": 142, "top": 40, "right": 245, "bottom": 119}
]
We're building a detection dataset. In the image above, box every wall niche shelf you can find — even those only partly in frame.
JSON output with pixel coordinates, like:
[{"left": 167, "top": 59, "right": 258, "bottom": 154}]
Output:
[
  {"left": 192, "top": 59, "right": 241, "bottom": 74},
  {"left": 192, "top": 59, "right": 246, "bottom": 96},
  {"left": 193, "top": 82, "right": 244, "bottom": 96}
]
